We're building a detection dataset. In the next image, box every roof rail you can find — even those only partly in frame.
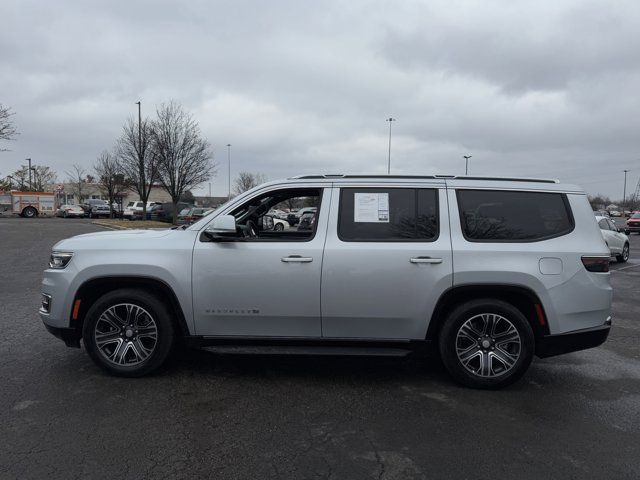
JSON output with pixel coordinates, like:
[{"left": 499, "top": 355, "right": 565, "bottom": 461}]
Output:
[{"left": 288, "top": 174, "right": 559, "bottom": 184}]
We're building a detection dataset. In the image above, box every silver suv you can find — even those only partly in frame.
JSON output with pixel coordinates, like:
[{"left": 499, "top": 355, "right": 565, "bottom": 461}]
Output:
[{"left": 40, "top": 175, "right": 612, "bottom": 388}]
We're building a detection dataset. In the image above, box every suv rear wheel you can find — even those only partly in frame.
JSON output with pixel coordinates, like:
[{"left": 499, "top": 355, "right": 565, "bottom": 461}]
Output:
[
  {"left": 438, "top": 299, "right": 534, "bottom": 389},
  {"left": 82, "top": 288, "right": 175, "bottom": 377}
]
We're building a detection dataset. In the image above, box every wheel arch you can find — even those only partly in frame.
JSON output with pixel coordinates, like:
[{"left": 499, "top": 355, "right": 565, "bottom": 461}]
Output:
[
  {"left": 71, "top": 276, "right": 190, "bottom": 337},
  {"left": 426, "top": 284, "right": 550, "bottom": 342}
]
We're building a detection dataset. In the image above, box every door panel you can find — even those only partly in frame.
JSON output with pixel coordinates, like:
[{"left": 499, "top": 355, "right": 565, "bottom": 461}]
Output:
[
  {"left": 321, "top": 185, "right": 453, "bottom": 340},
  {"left": 192, "top": 187, "right": 330, "bottom": 337}
]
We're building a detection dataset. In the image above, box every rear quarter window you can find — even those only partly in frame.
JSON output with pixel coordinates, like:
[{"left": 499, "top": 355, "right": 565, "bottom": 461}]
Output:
[{"left": 456, "top": 189, "right": 574, "bottom": 242}]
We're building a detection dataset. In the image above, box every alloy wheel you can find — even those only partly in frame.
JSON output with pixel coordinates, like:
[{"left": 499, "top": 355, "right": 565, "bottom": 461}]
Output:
[
  {"left": 94, "top": 303, "right": 158, "bottom": 366},
  {"left": 455, "top": 313, "right": 521, "bottom": 378}
]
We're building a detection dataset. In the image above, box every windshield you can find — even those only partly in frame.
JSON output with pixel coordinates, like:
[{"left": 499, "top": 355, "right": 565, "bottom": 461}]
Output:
[{"left": 632, "top": 213, "right": 640, "bottom": 219}]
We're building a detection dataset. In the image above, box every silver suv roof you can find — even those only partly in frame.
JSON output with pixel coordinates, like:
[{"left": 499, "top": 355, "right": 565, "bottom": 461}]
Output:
[
  {"left": 281, "top": 174, "right": 582, "bottom": 193},
  {"left": 289, "top": 174, "right": 559, "bottom": 183}
]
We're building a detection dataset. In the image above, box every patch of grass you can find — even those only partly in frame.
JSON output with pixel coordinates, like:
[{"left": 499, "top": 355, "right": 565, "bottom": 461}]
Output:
[{"left": 92, "top": 219, "right": 170, "bottom": 230}]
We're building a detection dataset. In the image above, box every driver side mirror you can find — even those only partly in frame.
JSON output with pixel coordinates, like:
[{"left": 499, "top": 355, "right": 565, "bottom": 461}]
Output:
[
  {"left": 204, "top": 214, "right": 238, "bottom": 241},
  {"left": 209, "top": 214, "right": 236, "bottom": 233}
]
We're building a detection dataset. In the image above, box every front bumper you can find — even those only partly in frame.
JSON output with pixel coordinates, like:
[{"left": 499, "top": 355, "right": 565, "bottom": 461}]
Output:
[
  {"left": 44, "top": 323, "right": 81, "bottom": 348},
  {"left": 626, "top": 224, "right": 640, "bottom": 232},
  {"left": 535, "top": 318, "right": 611, "bottom": 358}
]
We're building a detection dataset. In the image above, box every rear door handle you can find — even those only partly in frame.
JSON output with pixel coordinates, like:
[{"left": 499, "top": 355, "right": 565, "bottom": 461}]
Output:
[
  {"left": 281, "top": 255, "right": 313, "bottom": 263},
  {"left": 410, "top": 256, "right": 443, "bottom": 264}
]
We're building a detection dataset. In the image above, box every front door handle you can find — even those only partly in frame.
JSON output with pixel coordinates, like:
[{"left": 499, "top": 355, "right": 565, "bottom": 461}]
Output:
[
  {"left": 282, "top": 255, "right": 313, "bottom": 263},
  {"left": 410, "top": 256, "right": 443, "bottom": 264}
]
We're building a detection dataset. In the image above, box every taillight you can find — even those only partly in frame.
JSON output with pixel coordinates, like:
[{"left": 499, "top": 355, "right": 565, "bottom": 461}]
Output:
[{"left": 581, "top": 256, "right": 610, "bottom": 272}]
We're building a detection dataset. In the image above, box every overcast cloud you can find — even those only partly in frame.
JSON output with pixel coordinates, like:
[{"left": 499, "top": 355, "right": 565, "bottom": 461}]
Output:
[{"left": 1, "top": 0, "right": 639, "bottom": 198}]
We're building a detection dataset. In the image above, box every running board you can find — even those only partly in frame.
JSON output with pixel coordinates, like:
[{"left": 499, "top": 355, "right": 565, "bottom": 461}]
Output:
[
  {"left": 184, "top": 336, "right": 433, "bottom": 357},
  {"left": 202, "top": 345, "right": 413, "bottom": 357}
]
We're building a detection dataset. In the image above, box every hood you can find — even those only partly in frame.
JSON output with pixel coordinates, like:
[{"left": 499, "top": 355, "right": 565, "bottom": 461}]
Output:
[{"left": 53, "top": 228, "right": 175, "bottom": 251}]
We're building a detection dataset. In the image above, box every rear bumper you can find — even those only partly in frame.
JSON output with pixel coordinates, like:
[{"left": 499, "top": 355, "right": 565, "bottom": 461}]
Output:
[
  {"left": 536, "top": 318, "right": 611, "bottom": 358},
  {"left": 44, "top": 323, "right": 81, "bottom": 348}
]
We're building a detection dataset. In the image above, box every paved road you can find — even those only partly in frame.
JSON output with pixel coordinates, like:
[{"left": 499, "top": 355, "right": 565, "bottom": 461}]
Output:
[{"left": 1, "top": 217, "right": 639, "bottom": 479}]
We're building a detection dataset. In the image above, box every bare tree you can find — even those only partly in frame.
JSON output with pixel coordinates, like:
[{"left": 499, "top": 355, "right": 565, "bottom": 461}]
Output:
[
  {"left": 66, "top": 164, "right": 87, "bottom": 204},
  {"left": 0, "top": 103, "right": 18, "bottom": 151},
  {"left": 10, "top": 166, "right": 29, "bottom": 190},
  {"left": 116, "top": 117, "right": 157, "bottom": 219},
  {"left": 151, "top": 101, "right": 215, "bottom": 224},
  {"left": 31, "top": 166, "right": 57, "bottom": 192},
  {"left": 94, "top": 150, "right": 128, "bottom": 218},
  {"left": 233, "top": 171, "right": 267, "bottom": 195},
  {"left": 588, "top": 194, "right": 611, "bottom": 211}
]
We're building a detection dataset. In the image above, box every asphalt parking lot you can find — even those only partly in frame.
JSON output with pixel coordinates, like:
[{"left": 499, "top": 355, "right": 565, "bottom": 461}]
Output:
[{"left": 1, "top": 217, "right": 639, "bottom": 479}]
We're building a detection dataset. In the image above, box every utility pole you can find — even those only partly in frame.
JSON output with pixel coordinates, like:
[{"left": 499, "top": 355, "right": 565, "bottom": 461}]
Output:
[
  {"left": 7, "top": 175, "right": 13, "bottom": 190},
  {"left": 623, "top": 169, "right": 630, "bottom": 207},
  {"left": 463, "top": 155, "right": 472, "bottom": 175},
  {"left": 26, "top": 158, "right": 32, "bottom": 190},
  {"left": 386, "top": 118, "right": 395, "bottom": 174},
  {"left": 227, "top": 144, "right": 232, "bottom": 200}
]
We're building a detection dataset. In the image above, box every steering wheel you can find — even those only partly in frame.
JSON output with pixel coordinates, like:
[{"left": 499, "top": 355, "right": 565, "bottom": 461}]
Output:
[{"left": 243, "top": 219, "right": 258, "bottom": 238}]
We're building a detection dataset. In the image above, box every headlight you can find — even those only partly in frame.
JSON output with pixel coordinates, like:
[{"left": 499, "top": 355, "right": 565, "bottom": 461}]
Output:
[{"left": 49, "top": 251, "right": 73, "bottom": 269}]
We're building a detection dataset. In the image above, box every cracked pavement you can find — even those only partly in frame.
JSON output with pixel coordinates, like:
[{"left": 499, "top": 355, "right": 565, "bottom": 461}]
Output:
[{"left": 1, "top": 217, "right": 639, "bottom": 479}]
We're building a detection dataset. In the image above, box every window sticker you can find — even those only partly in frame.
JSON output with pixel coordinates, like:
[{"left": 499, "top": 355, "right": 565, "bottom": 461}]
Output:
[{"left": 354, "top": 193, "right": 389, "bottom": 223}]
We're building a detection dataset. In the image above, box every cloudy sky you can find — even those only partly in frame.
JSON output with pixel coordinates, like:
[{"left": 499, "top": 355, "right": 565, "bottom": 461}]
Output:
[{"left": 2, "top": 0, "right": 640, "bottom": 199}]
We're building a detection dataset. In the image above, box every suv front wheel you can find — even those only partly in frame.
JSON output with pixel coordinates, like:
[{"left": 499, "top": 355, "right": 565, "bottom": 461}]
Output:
[
  {"left": 439, "top": 299, "right": 534, "bottom": 389},
  {"left": 82, "top": 288, "right": 175, "bottom": 377}
]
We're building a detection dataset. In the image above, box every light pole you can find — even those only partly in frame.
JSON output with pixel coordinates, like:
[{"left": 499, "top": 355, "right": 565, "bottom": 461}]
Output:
[
  {"left": 623, "top": 169, "right": 630, "bottom": 208},
  {"left": 26, "top": 158, "right": 32, "bottom": 190},
  {"left": 135, "top": 101, "right": 142, "bottom": 155},
  {"left": 7, "top": 175, "right": 14, "bottom": 190},
  {"left": 227, "top": 144, "right": 232, "bottom": 200},
  {"left": 386, "top": 118, "right": 395, "bottom": 174},
  {"left": 463, "top": 155, "right": 472, "bottom": 175}
]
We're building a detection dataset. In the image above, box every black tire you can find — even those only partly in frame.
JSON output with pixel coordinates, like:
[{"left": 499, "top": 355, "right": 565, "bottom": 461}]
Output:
[
  {"left": 438, "top": 298, "right": 534, "bottom": 389},
  {"left": 82, "top": 288, "right": 175, "bottom": 377},
  {"left": 63, "top": 211, "right": 67, "bottom": 218},
  {"left": 22, "top": 206, "right": 37, "bottom": 218},
  {"left": 274, "top": 223, "right": 284, "bottom": 231},
  {"left": 616, "top": 243, "right": 630, "bottom": 263}
]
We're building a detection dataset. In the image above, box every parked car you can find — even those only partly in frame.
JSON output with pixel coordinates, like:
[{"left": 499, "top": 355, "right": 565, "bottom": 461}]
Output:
[
  {"left": 626, "top": 212, "right": 640, "bottom": 234},
  {"left": 609, "top": 210, "right": 622, "bottom": 217},
  {"left": 596, "top": 216, "right": 629, "bottom": 262},
  {"left": 81, "top": 199, "right": 108, "bottom": 217},
  {"left": 286, "top": 206, "right": 317, "bottom": 226},
  {"left": 150, "top": 202, "right": 192, "bottom": 223},
  {"left": 271, "top": 216, "right": 290, "bottom": 231},
  {"left": 297, "top": 211, "right": 316, "bottom": 231},
  {"left": 177, "top": 207, "right": 215, "bottom": 225},
  {"left": 55, "top": 204, "right": 85, "bottom": 218},
  {"left": 124, "top": 201, "right": 157, "bottom": 220},
  {"left": 89, "top": 204, "right": 112, "bottom": 218},
  {"left": 40, "top": 175, "right": 612, "bottom": 389},
  {"left": 593, "top": 210, "right": 609, "bottom": 218},
  {"left": 267, "top": 209, "right": 288, "bottom": 220}
]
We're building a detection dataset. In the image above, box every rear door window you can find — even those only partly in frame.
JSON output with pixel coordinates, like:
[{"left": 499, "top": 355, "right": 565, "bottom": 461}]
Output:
[
  {"left": 338, "top": 188, "right": 439, "bottom": 241},
  {"left": 457, "top": 189, "right": 574, "bottom": 242}
]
